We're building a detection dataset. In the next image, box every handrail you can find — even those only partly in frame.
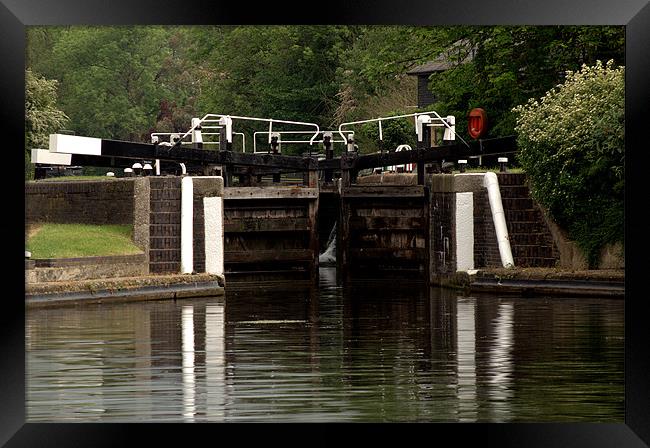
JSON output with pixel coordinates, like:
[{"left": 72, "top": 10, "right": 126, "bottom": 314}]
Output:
[
  {"left": 151, "top": 131, "right": 247, "bottom": 152},
  {"left": 252, "top": 130, "right": 353, "bottom": 153},
  {"left": 192, "top": 114, "right": 320, "bottom": 146},
  {"left": 338, "top": 110, "right": 469, "bottom": 149}
]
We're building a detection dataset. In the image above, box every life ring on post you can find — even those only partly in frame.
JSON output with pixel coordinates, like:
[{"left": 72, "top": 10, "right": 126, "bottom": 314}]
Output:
[{"left": 468, "top": 108, "right": 488, "bottom": 139}]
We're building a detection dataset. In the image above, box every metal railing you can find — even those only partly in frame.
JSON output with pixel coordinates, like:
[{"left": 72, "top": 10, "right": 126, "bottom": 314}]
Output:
[
  {"left": 151, "top": 131, "right": 246, "bottom": 152},
  {"left": 337, "top": 110, "right": 470, "bottom": 150},
  {"left": 176, "top": 114, "right": 320, "bottom": 147},
  {"left": 252, "top": 130, "right": 354, "bottom": 153}
]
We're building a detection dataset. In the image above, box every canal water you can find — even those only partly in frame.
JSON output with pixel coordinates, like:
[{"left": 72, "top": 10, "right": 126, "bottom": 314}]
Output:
[{"left": 26, "top": 268, "right": 624, "bottom": 422}]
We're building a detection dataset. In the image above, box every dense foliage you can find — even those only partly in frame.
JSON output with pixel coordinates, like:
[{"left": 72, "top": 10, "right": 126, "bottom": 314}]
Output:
[
  {"left": 26, "top": 25, "right": 623, "bottom": 152},
  {"left": 25, "top": 69, "right": 69, "bottom": 179},
  {"left": 513, "top": 61, "right": 624, "bottom": 267}
]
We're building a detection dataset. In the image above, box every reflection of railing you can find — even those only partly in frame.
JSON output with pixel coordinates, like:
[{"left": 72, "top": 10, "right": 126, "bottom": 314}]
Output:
[
  {"left": 338, "top": 110, "right": 469, "bottom": 150},
  {"left": 252, "top": 130, "right": 353, "bottom": 154}
]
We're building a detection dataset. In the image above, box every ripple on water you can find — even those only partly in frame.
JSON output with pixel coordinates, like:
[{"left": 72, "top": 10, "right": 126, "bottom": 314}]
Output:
[{"left": 26, "top": 280, "right": 624, "bottom": 422}]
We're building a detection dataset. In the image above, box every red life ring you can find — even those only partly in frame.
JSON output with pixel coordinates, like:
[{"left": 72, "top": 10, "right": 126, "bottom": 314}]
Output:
[{"left": 468, "top": 108, "right": 488, "bottom": 139}]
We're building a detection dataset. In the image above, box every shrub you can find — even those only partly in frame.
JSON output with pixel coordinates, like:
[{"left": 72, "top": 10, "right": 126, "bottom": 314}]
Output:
[{"left": 512, "top": 60, "right": 624, "bottom": 267}]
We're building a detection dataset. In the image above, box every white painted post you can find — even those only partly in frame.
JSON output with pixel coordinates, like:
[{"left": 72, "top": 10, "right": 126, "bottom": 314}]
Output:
[
  {"left": 181, "top": 176, "right": 194, "bottom": 274},
  {"left": 203, "top": 196, "right": 224, "bottom": 276},
  {"left": 191, "top": 117, "right": 203, "bottom": 144},
  {"left": 455, "top": 192, "right": 475, "bottom": 272},
  {"left": 483, "top": 172, "right": 514, "bottom": 268}
]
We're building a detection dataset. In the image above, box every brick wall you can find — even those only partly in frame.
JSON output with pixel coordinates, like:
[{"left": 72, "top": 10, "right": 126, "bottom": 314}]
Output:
[
  {"left": 430, "top": 191, "right": 455, "bottom": 274},
  {"left": 25, "top": 179, "right": 134, "bottom": 225},
  {"left": 473, "top": 190, "right": 502, "bottom": 268},
  {"left": 148, "top": 177, "right": 182, "bottom": 274}
]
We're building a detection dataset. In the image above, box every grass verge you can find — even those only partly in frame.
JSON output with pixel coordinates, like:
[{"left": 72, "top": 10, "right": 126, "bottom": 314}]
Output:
[
  {"left": 27, "top": 223, "right": 142, "bottom": 259},
  {"left": 38, "top": 176, "right": 117, "bottom": 182}
]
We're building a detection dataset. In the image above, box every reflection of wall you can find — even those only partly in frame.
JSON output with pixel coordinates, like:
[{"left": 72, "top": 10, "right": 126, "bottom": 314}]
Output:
[
  {"left": 182, "top": 305, "right": 195, "bottom": 421},
  {"left": 456, "top": 297, "right": 477, "bottom": 422},
  {"left": 205, "top": 304, "right": 226, "bottom": 421}
]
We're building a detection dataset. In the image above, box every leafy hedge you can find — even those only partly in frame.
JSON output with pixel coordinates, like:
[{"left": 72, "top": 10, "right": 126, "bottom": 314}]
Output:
[{"left": 512, "top": 60, "right": 624, "bottom": 267}]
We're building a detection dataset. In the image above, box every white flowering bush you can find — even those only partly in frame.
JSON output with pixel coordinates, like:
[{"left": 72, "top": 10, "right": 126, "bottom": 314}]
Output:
[{"left": 512, "top": 60, "right": 624, "bottom": 267}]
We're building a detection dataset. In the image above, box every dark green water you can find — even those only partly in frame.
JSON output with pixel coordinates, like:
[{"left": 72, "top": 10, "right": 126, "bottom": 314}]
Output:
[{"left": 26, "top": 268, "right": 624, "bottom": 422}]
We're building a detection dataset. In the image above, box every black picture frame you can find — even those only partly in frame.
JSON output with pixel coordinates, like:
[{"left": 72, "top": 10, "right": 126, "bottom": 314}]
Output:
[{"left": 3, "top": 0, "right": 649, "bottom": 446}]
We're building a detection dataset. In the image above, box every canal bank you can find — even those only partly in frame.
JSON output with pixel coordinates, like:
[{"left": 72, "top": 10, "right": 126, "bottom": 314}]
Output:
[
  {"left": 432, "top": 268, "right": 625, "bottom": 298},
  {"left": 26, "top": 273, "right": 224, "bottom": 308}
]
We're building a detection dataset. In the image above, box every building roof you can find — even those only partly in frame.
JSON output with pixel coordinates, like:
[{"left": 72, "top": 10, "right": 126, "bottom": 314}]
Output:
[{"left": 406, "top": 39, "right": 475, "bottom": 75}]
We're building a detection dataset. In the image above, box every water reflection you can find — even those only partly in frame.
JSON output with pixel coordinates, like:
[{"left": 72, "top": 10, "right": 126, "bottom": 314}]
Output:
[
  {"left": 181, "top": 305, "right": 195, "bottom": 421},
  {"left": 26, "top": 270, "right": 624, "bottom": 422},
  {"left": 456, "top": 297, "right": 477, "bottom": 422},
  {"left": 486, "top": 302, "right": 514, "bottom": 421},
  {"left": 205, "top": 304, "right": 226, "bottom": 421}
]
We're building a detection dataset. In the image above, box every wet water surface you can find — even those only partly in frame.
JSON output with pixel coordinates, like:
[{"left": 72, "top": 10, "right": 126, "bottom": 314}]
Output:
[{"left": 26, "top": 268, "right": 624, "bottom": 422}]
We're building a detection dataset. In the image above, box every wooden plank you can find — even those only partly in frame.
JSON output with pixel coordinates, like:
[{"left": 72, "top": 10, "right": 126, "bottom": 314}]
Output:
[
  {"left": 348, "top": 216, "right": 426, "bottom": 230},
  {"left": 225, "top": 249, "right": 314, "bottom": 263},
  {"left": 224, "top": 217, "right": 311, "bottom": 232},
  {"left": 349, "top": 247, "right": 427, "bottom": 260},
  {"left": 307, "top": 192, "right": 319, "bottom": 284},
  {"left": 224, "top": 208, "right": 307, "bottom": 219},
  {"left": 95, "top": 139, "right": 318, "bottom": 170},
  {"left": 339, "top": 194, "right": 352, "bottom": 282},
  {"left": 341, "top": 185, "right": 425, "bottom": 198},
  {"left": 354, "top": 207, "right": 424, "bottom": 218},
  {"left": 224, "top": 187, "right": 318, "bottom": 199},
  {"left": 318, "top": 136, "right": 517, "bottom": 171}
]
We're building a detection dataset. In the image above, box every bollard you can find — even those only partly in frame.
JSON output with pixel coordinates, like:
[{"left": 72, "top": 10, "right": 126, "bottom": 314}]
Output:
[
  {"left": 458, "top": 159, "right": 468, "bottom": 173},
  {"left": 123, "top": 167, "right": 133, "bottom": 177},
  {"left": 498, "top": 157, "right": 508, "bottom": 173},
  {"left": 106, "top": 171, "right": 115, "bottom": 177},
  {"left": 324, "top": 133, "right": 333, "bottom": 183},
  {"left": 143, "top": 163, "right": 153, "bottom": 176},
  {"left": 132, "top": 162, "right": 143, "bottom": 176}
]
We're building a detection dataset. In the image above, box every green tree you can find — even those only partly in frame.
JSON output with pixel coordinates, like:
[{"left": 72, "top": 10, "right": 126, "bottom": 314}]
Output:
[
  {"left": 513, "top": 60, "right": 624, "bottom": 266},
  {"left": 28, "top": 26, "right": 209, "bottom": 142},
  {"left": 335, "top": 26, "right": 624, "bottom": 141},
  {"left": 194, "top": 26, "right": 352, "bottom": 154},
  {"left": 427, "top": 26, "right": 625, "bottom": 140},
  {"left": 47, "top": 26, "right": 172, "bottom": 141},
  {"left": 25, "top": 69, "right": 69, "bottom": 179}
]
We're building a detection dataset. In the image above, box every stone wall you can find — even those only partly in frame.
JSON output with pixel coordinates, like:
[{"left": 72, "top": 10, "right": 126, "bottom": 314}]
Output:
[
  {"left": 26, "top": 179, "right": 135, "bottom": 225},
  {"left": 25, "top": 254, "right": 147, "bottom": 283},
  {"left": 25, "top": 176, "right": 225, "bottom": 280}
]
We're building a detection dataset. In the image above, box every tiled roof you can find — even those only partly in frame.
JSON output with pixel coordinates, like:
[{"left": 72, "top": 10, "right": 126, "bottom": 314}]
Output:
[{"left": 406, "top": 40, "right": 475, "bottom": 75}]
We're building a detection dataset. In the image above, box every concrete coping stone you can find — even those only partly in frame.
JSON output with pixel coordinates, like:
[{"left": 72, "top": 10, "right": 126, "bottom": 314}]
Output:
[
  {"left": 26, "top": 273, "right": 225, "bottom": 296},
  {"left": 476, "top": 267, "right": 624, "bottom": 283},
  {"left": 31, "top": 254, "right": 146, "bottom": 268},
  {"left": 429, "top": 173, "right": 486, "bottom": 193}
]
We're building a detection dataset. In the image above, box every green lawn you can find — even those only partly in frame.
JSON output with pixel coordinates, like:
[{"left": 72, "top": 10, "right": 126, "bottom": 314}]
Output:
[{"left": 27, "top": 223, "right": 143, "bottom": 259}]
